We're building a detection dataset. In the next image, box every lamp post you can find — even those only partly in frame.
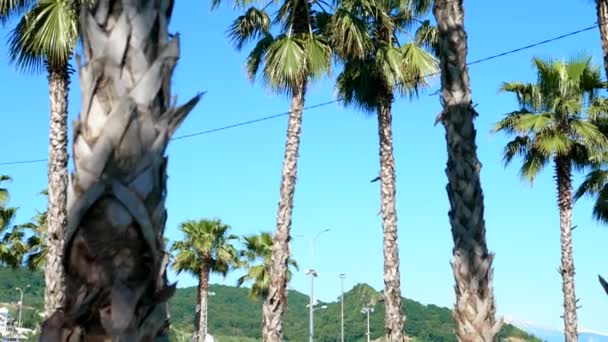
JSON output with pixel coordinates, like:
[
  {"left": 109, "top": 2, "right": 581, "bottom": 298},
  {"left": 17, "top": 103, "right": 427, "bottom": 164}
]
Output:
[
  {"left": 15, "top": 285, "right": 30, "bottom": 329},
  {"left": 298, "top": 228, "right": 330, "bottom": 342},
  {"left": 339, "top": 273, "right": 346, "bottom": 342},
  {"left": 205, "top": 291, "right": 216, "bottom": 339},
  {"left": 361, "top": 305, "right": 374, "bottom": 342}
]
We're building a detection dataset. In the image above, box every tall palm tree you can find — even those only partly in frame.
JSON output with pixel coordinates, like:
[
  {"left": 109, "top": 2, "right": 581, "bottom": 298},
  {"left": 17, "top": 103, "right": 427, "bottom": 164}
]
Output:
[
  {"left": 0, "top": 0, "right": 83, "bottom": 316},
  {"left": 236, "top": 232, "right": 298, "bottom": 300},
  {"left": 432, "top": 0, "right": 502, "bottom": 340},
  {"left": 595, "top": 0, "right": 608, "bottom": 79},
  {"left": 327, "top": 0, "right": 436, "bottom": 339},
  {"left": 493, "top": 55, "right": 608, "bottom": 341},
  {"left": 225, "top": 1, "right": 331, "bottom": 340},
  {"left": 38, "top": 0, "right": 200, "bottom": 340},
  {"left": 171, "top": 219, "right": 240, "bottom": 342}
]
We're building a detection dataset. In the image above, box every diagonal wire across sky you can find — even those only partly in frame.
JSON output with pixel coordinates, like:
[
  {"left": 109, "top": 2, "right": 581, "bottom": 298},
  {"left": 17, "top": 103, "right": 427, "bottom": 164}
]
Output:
[{"left": 0, "top": 22, "right": 599, "bottom": 166}]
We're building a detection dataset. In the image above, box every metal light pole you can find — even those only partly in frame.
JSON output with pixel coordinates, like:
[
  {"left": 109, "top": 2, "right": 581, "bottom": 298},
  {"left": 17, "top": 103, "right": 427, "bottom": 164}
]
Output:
[
  {"left": 339, "top": 273, "right": 346, "bottom": 342},
  {"left": 205, "top": 291, "right": 216, "bottom": 339},
  {"left": 15, "top": 285, "right": 30, "bottom": 329},
  {"left": 361, "top": 306, "right": 374, "bottom": 342},
  {"left": 300, "top": 228, "right": 330, "bottom": 342}
]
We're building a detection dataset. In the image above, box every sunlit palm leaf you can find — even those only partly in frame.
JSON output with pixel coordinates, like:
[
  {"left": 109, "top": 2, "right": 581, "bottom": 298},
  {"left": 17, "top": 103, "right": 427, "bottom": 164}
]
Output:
[
  {"left": 227, "top": 6, "right": 271, "bottom": 51},
  {"left": 263, "top": 35, "right": 308, "bottom": 93},
  {"left": 413, "top": 20, "right": 439, "bottom": 57},
  {"left": 397, "top": 42, "right": 437, "bottom": 96},
  {"left": 520, "top": 147, "right": 549, "bottom": 183},
  {"left": 8, "top": 0, "right": 79, "bottom": 73},
  {"left": 0, "top": 0, "right": 34, "bottom": 24}
]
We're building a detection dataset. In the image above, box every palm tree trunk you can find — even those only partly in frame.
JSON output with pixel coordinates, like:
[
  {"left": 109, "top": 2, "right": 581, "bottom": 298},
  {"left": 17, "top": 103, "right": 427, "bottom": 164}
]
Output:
[
  {"left": 39, "top": 0, "right": 198, "bottom": 340},
  {"left": 196, "top": 262, "right": 211, "bottom": 342},
  {"left": 432, "top": 1, "right": 502, "bottom": 341},
  {"left": 377, "top": 97, "right": 404, "bottom": 342},
  {"left": 554, "top": 156, "right": 578, "bottom": 341},
  {"left": 44, "top": 63, "right": 69, "bottom": 318},
  {"left": 596, "top": 0, "right": 608, "bottom": 79},
  {"left": 262, "top": 80, "right": 307, "bottom": 342}
]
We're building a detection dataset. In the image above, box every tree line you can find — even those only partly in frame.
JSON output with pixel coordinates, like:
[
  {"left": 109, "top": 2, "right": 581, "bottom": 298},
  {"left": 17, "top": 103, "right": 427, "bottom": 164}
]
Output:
[{"left": 1, "top": 0, "right": 608, "bottom": 341}]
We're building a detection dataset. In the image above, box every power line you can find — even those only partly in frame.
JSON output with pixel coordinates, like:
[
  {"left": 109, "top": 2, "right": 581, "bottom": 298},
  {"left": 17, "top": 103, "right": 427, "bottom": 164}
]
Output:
[{"left": 0, "top": 22, "right": 599, "bottom": 167}]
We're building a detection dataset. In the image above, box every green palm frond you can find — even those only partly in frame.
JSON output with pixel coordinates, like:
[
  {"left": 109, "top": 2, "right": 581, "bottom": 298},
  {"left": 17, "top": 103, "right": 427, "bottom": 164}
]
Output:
[
  {"left": 262, "top": 35, "right": 309, "bottom": 93},
  {"left": 503, "top": 136, "right": 531, "bottom": 166},
  {"left": 8, "top": 0, "right": 79, "bottom": 73},
  {"left": 413, "top": 19, "right": 439, "bottom": 57},
  {"left": 236, "top": 231, "right": 298, "bottom": 299},
  {"left": 0, "top": 0, "right": 34, "bottom": 24},
  {"left": 227, "top": 6, "right": 271, "bottom": 51},
  {"left": 520, "top": 147, "right": 549, "bottom": 183},
  {"left": 574, "top": 169, "right": 608, "bottom": 200},
  {"left": 328, "top": 7, "right": 372, "bottom": 60},
  {"left": 0, "top": 175, "right": 11, "bottom": 206},
  {"left": 397, "top": 42, "right": 437, "bottom": 96}
]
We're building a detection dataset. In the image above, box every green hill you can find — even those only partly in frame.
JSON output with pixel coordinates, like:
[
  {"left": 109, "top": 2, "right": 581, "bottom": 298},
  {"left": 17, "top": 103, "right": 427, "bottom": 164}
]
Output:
[{"left": 0, "top": 268, "right": 538, "bottom": 341}]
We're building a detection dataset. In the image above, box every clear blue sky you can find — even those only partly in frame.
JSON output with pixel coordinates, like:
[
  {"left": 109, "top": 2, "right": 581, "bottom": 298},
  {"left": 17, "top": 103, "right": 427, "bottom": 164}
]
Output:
[{"left": 1, "top": 0, "right": 607, "bottom": 334}]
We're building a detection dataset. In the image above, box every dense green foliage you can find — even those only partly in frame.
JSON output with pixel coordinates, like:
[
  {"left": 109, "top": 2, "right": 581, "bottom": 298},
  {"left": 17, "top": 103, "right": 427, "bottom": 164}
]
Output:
[{"left": 0, "top": 268, "right": 538, "bottom": 341}]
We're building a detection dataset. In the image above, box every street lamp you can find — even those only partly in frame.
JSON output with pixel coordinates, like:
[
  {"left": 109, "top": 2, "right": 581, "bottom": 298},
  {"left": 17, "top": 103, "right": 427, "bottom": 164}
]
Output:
[
  {"left": 205, "top": 291, "right": 216, "bottom": 338},
  {"left": 361, "top": 305, "right": 374, "bottom": 342},
  {"left": 339, "top": 273, "right": 346, "bottom": 342},
  {"left": 297, "top": 228, "right": 330, "bottom": 342},
  {"left": 15, "top": 285, "right": 30, "bottom": 329}
]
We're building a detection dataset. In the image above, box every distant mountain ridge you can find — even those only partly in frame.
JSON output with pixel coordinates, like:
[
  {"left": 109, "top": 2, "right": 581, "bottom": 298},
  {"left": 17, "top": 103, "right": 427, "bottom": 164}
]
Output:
[
  {"left": 0, "top": 268, "right": 539, "bottom": 341},
  {"left": 505, "top": 316, "right": 608, "bottom": 342}
]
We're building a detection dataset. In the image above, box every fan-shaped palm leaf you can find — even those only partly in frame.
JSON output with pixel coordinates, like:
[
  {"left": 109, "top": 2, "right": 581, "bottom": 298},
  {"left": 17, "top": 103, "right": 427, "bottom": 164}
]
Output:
[{"left": 8, "top": 0, "right": 79, "bottom": 73}]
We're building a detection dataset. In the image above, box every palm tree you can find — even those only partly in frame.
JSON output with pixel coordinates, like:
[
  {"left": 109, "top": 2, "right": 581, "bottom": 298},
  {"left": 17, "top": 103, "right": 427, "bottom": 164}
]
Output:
[
  {"left": 38, "top": 0, "right": 200, "bottom": 339},
  {"left": 0, "top": 175, "right": 22, "bottom": 268},
  {"left": 236, "top": 232, "right": 298, "bottom": 300},
  {"left": 493, "top": 55, "right": 608, "bottom": 341},
  {"left": 326, "top": 0, "right": 437, "bottom": 339},
  {"left": 171, "top": 219, "right": 240, "bottom": 342},
  {"left": 595, "top": 0, "right": 608, "bottom": 79},
  {"left": 0, "top": 0, "right": 84, "bottom": 316},
  {"left": 225, "top": 1, "right": 331, "bottom": 340},
  {"left": 432, "top": 0, "right": 502, "bottom": 340}
]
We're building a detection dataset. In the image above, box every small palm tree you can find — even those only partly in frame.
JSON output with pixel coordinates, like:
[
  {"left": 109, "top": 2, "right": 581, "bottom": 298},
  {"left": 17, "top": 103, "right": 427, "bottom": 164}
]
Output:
[
  {"left": 224, "top": 0, "right": 332, "bottom": 339},
  {"left": 493, "top": 54, "right": 608, "bottom": 341},
  {"left": 0, "top": 0, "right": 85, "bottom": 316},
  {"left": 236, "top": 232, "right": 298, "bottom": 300},
  {"left": 171, "top": 218, "right": 240, "bottom": 342},
  {"left": 327, "top": 0, "right": 437, "bottom": 339},
  {"left": 23, "top": 210, "right": 48, "bottom": 271},
  {"left": 0, "top": 175, "right": 25, "bottom": 268}
]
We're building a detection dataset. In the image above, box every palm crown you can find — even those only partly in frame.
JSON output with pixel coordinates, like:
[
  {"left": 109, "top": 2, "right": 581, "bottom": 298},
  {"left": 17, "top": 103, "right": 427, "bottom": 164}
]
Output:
[
  {"left": 0, "top": 0, "right": 84, "bottom": 72},
  {"left": 171, "top": 219, "right": 240, "bottom": 277},
  {"left": 493, "top": 55, "right": 608, "bottom": 183},
  {"left": 236, "top": 232, "right": 298, "bottom": 299},
  {"left": 329, "top": 0, "right": 438, "bottom": 112},
  {"left": 226, "top": 0, "right": 332, "bottom": 94}
]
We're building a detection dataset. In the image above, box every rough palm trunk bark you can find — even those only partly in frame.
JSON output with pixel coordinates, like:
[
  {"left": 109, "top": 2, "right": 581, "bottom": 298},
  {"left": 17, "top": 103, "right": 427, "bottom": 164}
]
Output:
[
  {"left": 596, "top": 0, "right": 608, "bottom": 79},
  {"left": 377, "top": 97, "right": 404, "bottom": 342},
  {"left": 39, "top": 0, "right": 199, "bottom": 340},
  {"left": 262, "top": 80, "right": 307, "bottom": 342},
  {"left": 432, "top": 1, "right": 502, "bottom": 341},
  {"left": 554, "top": 156, "right": 578, "bottom": 342},
  {"left": 44, "top": 63, "right": 69, "bottom": 318},
  {"left": 195, "top": 262, "right": 211, "bottom": 342}
]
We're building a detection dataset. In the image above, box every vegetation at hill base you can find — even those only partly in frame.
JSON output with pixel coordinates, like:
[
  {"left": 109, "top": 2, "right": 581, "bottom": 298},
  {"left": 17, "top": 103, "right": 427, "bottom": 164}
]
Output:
[{"left": 0, "top": 268, "right": 538, "bottom": 341}]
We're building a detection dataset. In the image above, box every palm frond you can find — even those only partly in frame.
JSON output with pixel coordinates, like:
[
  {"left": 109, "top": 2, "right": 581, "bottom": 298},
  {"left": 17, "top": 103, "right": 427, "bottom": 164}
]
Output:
[
  {"left": 227, "top": 6, "right": 271, "bottom": 51},
  {"left": 413, "top": 19, "right": 438, "bottom": 57},
  {"left": 0, "top": 0, "right": 34, "bottom": 24},
  {"left": 519, "top": 147, "right": 549, "bottom": 183},
  {"left": 328, "top": 8, "right": 372, "bottom": 60},
  {"left": 8, "top": 0, "right": 79, "bottom": 73},
  {"left": 574, "top": 169, "right": 608, "bottom": 200}
]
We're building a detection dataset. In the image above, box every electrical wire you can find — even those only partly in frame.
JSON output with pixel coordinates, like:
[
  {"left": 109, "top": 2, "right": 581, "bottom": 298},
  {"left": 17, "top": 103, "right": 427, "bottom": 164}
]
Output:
[{"left": 0, "top": 22, "right": 599, "bottom": 166}]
